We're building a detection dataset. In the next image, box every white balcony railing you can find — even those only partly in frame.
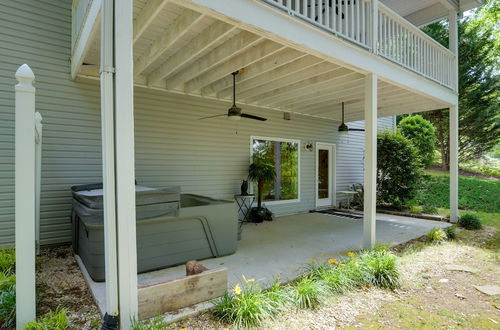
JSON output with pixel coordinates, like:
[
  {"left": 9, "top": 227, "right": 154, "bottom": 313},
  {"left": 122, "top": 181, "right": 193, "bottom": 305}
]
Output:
[{"left": 260, "top": 0, "right": 456, "bottom": 90}]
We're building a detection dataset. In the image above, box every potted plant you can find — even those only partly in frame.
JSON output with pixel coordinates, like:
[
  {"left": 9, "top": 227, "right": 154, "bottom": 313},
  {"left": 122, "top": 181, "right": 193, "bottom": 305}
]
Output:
[{"left": 247, "top": 161, "right": 276, "bottom": 223}]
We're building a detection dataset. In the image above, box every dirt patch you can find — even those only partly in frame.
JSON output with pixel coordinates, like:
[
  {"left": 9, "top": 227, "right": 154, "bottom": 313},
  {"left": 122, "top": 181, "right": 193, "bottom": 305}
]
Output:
[{"left": 36, "top": 245, "right": 101, "bottom": 329}]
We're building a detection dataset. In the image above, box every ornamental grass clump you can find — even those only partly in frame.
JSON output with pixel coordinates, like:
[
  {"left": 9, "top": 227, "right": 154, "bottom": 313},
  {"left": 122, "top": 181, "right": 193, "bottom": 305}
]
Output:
[
  {"left": 459, "top": 213, "right": 482, "bottom": 230},
  {"left": 444, "top": 226, "right": 456, "bottom": 240},
  {"left": 287, "top": 275, "right": 329, "bottom": 309},
  {"left": 212, "top": 276, "right": 285, "bottom": 328},
  {"left": 357, "top": 249, "right": 400, "bottom": 290},
  {"left": 131, "top": 315, "right": 169, "bottom": 330},
  {"left": 0, "top": 287, "right": 16, "bottom": 329},
  {"left": 427, "top": 228, "right": 447, "bottom": 243},
  {"left": 0, "top": 248, "right": 15, "bottom": 275},
  {"left": 25, "top": 308, "right": 70, "bottom": 330}
]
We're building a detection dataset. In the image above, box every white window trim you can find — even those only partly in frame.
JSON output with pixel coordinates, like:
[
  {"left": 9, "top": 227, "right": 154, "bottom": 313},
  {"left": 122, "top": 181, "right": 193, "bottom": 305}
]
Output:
[{"left": 249, "top": 136, "right": 301, "bottom": 205}]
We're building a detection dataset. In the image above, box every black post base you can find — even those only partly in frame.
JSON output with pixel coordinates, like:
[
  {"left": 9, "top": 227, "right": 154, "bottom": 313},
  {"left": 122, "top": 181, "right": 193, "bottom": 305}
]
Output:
[{"left": 101, "top": 313, "right": 119, "bottom": 330}]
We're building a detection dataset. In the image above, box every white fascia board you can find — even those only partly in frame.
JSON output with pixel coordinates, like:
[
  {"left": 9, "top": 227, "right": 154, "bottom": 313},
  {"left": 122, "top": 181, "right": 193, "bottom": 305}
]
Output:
[{"left": 175, "top": 0, "right": 458, "bottom": 106}]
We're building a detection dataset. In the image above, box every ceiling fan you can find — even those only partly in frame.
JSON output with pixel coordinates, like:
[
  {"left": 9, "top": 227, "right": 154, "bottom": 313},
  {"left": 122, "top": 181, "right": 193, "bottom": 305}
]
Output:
[
  {"left": 199, "top": 71, "right": 267, "bottom": 122},
  {"left": 338, "top": 102, "right": 364, "bottom": 134}
]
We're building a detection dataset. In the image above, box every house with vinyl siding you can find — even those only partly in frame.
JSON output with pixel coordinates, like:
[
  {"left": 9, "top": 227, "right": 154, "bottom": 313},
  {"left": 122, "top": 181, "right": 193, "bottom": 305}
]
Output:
[{"left": 1, "top": 0, "right": 481, "bottom": 327}]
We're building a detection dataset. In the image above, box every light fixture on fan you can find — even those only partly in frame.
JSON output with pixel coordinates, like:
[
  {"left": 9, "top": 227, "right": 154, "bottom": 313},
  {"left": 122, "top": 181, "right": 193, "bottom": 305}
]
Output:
[{"left": 338, "top": 102, "right": 365, "bottom": 134}]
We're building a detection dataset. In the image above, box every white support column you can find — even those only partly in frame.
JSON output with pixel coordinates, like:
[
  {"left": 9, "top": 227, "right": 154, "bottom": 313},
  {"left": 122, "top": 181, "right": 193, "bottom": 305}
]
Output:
[
  {"left": 115, "top": 0, "right": 138, "bottom": 327},
  {"left": 15, "top": 64, "right": 36, "bottom": 328},
  {"left": 363, "top": 73, "right": 377, "bottom": 249},
  {"left": 100, "top": 0, "right": 119, "bottom": 323},
  {"left": 448, "top": 10, "right": 459, "bottom": 223}
]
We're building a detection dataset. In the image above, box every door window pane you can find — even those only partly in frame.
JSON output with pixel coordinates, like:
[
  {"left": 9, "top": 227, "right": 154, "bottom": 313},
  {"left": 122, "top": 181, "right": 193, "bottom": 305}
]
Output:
[
  {"left": 252, "top": 138, "right": 299, "bottom": 201},
  {"left": 318, "top": 149, "right": 329, "bottom": 199}
]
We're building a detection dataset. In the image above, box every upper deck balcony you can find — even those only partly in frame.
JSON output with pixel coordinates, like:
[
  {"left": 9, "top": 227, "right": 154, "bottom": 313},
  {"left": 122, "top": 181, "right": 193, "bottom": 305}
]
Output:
[{"left": 260, "top": 0, "right": 457, "bottom": 90}]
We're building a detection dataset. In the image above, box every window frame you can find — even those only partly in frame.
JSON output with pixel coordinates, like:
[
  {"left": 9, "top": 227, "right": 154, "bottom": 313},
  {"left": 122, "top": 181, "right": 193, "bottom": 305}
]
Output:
[{"left": 249, "top": 136, "right": 301, "bottom": 205}]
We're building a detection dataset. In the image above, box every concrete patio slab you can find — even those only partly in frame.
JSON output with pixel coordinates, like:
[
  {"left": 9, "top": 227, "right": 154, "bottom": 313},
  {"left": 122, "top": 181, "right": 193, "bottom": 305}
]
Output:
[{"left": 79, "top": 212, "right": 449, "bottom": 315}]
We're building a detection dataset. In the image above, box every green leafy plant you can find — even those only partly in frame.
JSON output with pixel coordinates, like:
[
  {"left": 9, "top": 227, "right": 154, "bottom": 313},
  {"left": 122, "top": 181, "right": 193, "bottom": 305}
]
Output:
[
  {"left": 287, "top": 276, "right": 328, "bottom": 309},
  {"left": 213, "top": 280, "right": 284, "bottom": 328},
  {"left": 131, "top": 315, "right": 169, "bottom": 330},
  {"left": 422, "top": 205, "right": 438, "bottom": 214},
  {"left": 0, "top": 248, "right": 15, "bottom": 275},
  {"left": 0, "top": 287, "right": 16, "bottom": 328},
  {"left": 377, "top": 131, "right": 423, "bottom": 208},
  {"left": 25, "top": 308, "right": 70, "bottom": 330},
  {"left": 248, "top": 160, "right": 276, "bottom": 210},
  {"left": 0, "top": 272, "right": 15, "bottom": 291},
  {"left": 398, "top": 115, "right": 437, "bottom": 168},
  {"left": 427, "top": 228, "right": 447, "bottom": 242},
  {"left": 358, "top": 249, "right": 400, "bottom": 290},
  {"left": 409, "top": 205, "right": 423, "bottom": 214},
  {"left": 444, "top": 226, "right": 456, "bottom": 240},
  {"left": 459, "top": 213, "right": 483, "bottom": 230}
]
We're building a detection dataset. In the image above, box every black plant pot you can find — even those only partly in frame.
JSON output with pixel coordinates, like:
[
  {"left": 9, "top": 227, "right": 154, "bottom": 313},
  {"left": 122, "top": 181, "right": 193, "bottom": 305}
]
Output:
[{"left": 250, "top": 207, "right": 266, "bottom": 223}]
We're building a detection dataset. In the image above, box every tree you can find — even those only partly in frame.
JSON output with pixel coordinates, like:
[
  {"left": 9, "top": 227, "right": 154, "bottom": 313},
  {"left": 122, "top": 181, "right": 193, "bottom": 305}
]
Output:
[
  {"left": 398, "top": 115, "right": 437, "bottom": 168},
  {"left": 377, "top": 131, "right": 423, "bottom": 208},
  {"left": 421, "top": 0, "right": 500, "bottom": 167}
]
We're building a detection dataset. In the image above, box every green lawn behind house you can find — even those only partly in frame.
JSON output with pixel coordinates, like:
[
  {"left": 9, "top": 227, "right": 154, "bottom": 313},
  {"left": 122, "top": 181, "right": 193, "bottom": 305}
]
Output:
[{"left": 412, "top": 170, "right": 499, "bottom": 213}]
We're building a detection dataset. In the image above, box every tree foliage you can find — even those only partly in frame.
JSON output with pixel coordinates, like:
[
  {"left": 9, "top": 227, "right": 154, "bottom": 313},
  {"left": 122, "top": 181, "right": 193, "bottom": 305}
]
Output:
[
  {"left": 421, "top": 0, "right": 500, "bottom": 166},
  {"left": 398, "top": 115, "right": 437, "bottom": 168},
  {"left": 377, "top": 131, "right": 423, "bottom": 208}
]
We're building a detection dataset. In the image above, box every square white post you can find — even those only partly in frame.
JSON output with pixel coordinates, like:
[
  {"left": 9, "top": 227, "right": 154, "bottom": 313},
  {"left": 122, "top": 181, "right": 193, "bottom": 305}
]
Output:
[
  {"left": 15, "top": 64, "right": 36, "bottom": 328},
  {"left": 115, "top": 0, "right": 139, "bottom": 327},
  {"left": 449, "top": 10, "right": 459, "bottom": 223},
  {"left": 100, "top": 0, "right": 119, "bottom": 323},
  {"left": 363, "top": 73, "right": 378, "bottom": 249}
]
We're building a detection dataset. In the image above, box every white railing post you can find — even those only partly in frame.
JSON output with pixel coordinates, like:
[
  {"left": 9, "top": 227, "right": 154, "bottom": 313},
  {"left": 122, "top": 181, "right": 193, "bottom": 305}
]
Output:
[
  {"left": 35, "top": 112, "right": 43, "bottom": 255},
  {"left": 15, "top": 64, "right": 37, "bottom": 328},
  {"left": 371, "top": 0, "right": 379, "bottom": 53},
  {"left": 448, "top": 10, "right": 459, "bottom": 92}
]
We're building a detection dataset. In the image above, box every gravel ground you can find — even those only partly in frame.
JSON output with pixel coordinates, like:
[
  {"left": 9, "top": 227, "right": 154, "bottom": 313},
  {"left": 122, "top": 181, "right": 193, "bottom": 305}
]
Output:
[{"left": 36, "top": 245, "right": 101, "bottom": 329}]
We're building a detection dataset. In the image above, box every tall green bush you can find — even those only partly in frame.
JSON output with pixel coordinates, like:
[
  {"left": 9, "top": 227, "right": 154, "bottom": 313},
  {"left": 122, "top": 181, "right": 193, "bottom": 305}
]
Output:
[
  {"left": 377, "top": 131, "right": 423, "bottom": 208},
  {"left": 398, "top": 115, "right": 437, "bottom": 168}
]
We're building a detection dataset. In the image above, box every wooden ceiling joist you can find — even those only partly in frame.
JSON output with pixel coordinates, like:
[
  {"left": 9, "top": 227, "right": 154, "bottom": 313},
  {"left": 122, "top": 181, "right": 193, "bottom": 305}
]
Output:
[
  {"left": 202, "top": 48, "right": 306, "bottom": 97},
  {"left": 164, "top": 31, "right": 262, "bottom": 90},
  {"left": 183, "top": 39, "right": 285, "bottom": 93},
  {"left": 134, "top": 9, "right": 204, "bottom": 77},
  {"left": 133, "top": 0, "right": 171, "bottom": 44},
  {"left": 147, "top": 20, "right": 236, "bottom": 86}
]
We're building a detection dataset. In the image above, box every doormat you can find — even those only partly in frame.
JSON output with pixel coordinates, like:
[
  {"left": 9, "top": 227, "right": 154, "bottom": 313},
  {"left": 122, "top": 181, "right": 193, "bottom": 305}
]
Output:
[{"left": 312, "top": 208, "right": 363, "bottom": 219}]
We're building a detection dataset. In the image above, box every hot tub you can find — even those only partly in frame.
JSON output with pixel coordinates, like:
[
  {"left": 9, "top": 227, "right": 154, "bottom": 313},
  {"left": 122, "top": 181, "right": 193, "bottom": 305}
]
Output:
[{"left": 71, "top": 184, "right": 237, "bottom": 282}]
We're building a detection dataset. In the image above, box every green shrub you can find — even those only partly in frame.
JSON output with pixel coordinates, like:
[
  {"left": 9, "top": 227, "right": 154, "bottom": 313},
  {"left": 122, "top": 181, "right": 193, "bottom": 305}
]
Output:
[
  {"left": 131, "top": 315, "right": 169, "bottom": 330},
  {"left": 0, "top": 249, "right": 15, "bottom": 275},
  {"left": 409, "top": 205, "right": 423, "bottom": 214},
  {"left": 422, "top": 205, "right": 438, "bottom": 214},
  {"left": 287, "top": 276, "right": 328, "bottom": 309},
  {"left": 444, "top": 226, "right": 456, "bottom": 240},
  {"left": 0, "top": 287, "right": 16, "bottom": 328},
  {"left": 213, "top": 281, "right": 284, "bottom": 328},
  {"left": 427, "top": 228, "right": 447, "bottom": 242},
  {"left": 358, "top": 250, "right": 400, "bottom": 289},
  {"left": 377, "top": 131, "right": 423, "bottom": 208},
  {"left": 0, "top": 272, "right": 15, "bottom": 291},
  {"left": 459, "top": 213, "right": 483, "bottom": 230},
  {"left": 25, "top": 308, "right": 69, "bottom": 330},
  {"left": 315, "top": 265, "right": 355, "bottom": 294},
  {"left": 398, "top": 115, "right": 437, "bottom": 168}
]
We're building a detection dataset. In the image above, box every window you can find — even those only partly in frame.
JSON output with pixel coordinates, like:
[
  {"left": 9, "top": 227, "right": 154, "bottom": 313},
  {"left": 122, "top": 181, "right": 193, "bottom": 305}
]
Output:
[{"left": 251, "top": 137, "right": 300, "bottom": 202}]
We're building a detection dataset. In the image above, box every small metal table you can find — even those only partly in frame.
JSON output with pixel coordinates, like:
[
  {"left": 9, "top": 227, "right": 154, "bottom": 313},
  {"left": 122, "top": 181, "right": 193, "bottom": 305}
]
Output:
[
  {"left": 234, "top": 194, "right": 255, "bottom": 240},
  {"left": 234, "top": 194, "right": 255, "bottom": 222},
  {"left": 338, "top": 190, "right": 357, "bottom": 209}
]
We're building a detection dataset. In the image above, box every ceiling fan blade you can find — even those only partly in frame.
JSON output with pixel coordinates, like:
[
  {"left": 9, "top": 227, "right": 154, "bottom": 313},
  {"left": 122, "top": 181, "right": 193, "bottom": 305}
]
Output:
[
  {"left": 198, "top": 114, "right": 228, "bottom": 120},
  {"left": 241, "top": 113, "right": 267, "bottom": 121},
  {"left": 348, "top": 128, "right": 365, "bottom": 132}
]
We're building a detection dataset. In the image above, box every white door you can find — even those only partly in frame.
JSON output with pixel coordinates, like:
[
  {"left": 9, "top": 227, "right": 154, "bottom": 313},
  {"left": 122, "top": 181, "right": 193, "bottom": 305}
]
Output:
[{"left": 316, "top": 143, "right": 336, "bottom": 208}]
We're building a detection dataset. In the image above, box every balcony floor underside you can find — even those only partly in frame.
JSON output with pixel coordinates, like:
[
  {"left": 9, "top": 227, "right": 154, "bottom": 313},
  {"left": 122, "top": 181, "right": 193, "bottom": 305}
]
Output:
[{"left": 77, "top": 0, "right": 451, "bottom": 122}]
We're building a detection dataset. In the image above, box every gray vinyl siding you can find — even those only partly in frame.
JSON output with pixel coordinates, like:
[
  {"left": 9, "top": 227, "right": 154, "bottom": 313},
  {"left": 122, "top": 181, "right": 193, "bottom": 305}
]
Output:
[{"left": 0, "top": 0, "right": 395, "bottom": 246}]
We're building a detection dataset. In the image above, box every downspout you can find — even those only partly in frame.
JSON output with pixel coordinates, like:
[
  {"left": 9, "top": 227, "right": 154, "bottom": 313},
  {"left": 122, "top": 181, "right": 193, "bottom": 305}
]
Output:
[{"left": 100, "top": 0, "right": 120, "bottom": 328}]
